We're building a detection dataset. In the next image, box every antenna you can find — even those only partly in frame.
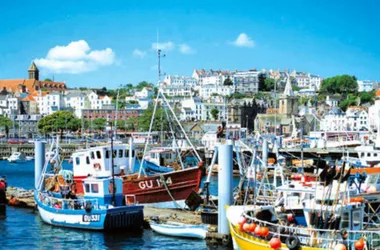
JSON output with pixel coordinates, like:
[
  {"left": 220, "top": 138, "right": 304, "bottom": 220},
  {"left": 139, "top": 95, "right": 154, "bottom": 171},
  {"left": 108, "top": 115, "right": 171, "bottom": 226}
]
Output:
[{"left": 157, "top": 29, "right": 165, "bottom": 83}]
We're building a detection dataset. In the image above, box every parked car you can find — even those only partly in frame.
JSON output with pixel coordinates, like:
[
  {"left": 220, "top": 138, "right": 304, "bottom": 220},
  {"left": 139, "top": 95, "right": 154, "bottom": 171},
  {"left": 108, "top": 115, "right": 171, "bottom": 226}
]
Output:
[{"left": 8, "top": 138, "right": 26, "bottom": 144}]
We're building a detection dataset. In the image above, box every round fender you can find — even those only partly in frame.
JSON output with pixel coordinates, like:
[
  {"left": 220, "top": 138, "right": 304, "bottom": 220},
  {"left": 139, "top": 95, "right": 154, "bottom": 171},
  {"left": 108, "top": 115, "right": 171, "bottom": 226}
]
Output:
[{"left": 286, "top": 235, "right": 300, "bottom": 250}]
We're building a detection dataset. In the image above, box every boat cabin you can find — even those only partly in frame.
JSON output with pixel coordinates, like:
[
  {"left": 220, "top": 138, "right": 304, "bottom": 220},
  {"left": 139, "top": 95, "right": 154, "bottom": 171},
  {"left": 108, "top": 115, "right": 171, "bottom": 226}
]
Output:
[
  {"left": 72, "top": 144, "right": 136, "bottom": 178},
  {"left": 145, "top": 148, "right": 177, "bottom": 167},
  {"left": 83, "top": 177, "right": 124, "bottom": 206}
]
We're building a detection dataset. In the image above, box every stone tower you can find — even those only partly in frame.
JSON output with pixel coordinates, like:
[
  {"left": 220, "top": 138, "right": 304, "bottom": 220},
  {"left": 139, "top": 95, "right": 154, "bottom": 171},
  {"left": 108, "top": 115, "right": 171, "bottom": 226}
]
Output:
[
  {"left": 28, "top": 62, "right": 39, "bottom": 80},
  {"left": 279, "top": 73, "right": 298, "bottom": 116}
]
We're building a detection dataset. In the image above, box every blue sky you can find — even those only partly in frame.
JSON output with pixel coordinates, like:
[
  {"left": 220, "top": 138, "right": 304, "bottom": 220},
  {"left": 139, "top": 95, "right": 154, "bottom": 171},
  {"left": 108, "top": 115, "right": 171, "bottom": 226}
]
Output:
[{"left": 0, "top": 0, "right": 379, "bottom": 89}]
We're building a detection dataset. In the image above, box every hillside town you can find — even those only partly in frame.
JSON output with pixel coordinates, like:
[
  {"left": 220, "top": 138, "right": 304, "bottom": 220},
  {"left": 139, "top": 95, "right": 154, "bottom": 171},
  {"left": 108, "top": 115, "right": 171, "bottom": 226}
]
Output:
[{"left": 0, "top": 61, "right": 379, "bottom": 144}]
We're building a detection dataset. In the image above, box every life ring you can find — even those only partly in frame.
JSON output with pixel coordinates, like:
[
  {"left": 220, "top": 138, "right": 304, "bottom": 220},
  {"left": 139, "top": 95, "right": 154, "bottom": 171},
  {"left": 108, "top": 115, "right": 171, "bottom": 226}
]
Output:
[
  {"left": 286, "top": 235, "right": 300, "bottom": 250},
  {"left": 94, "top": 163, "right": 101, "bottom": 170}
]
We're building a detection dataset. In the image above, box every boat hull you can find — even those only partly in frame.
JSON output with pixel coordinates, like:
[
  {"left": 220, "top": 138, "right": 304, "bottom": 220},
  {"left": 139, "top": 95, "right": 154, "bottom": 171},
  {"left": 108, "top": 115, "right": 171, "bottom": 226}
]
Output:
[
  {"left": 74, "top": 167, "right": 202, "bottom": 209},
  {"left": 35, "top": 193, "right": 144, "bottom": 231},
  {"left": 229, "top": 223, "right": 324, "bottom": 250},
  {"left": 150, "top": 221, "right": 207, "bottom": 239},
  {"left": 123, "top": 167, "right": 202, "bottom": 209}
]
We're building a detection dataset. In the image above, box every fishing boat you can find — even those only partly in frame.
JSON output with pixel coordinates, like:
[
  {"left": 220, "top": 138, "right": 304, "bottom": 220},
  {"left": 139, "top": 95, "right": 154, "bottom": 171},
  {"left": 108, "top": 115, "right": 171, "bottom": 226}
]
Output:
[
  {"left": 0, "top": 176, "right": 6, "bottom": 217},
  {"left": 7, "top": 152, "right": 33, "bottom": 163},
  {"left": 227, "top": 204, "right": 380, "bottom": 250},
  {"left": 35, "top": 139, "right": 144, "bottom": 231},
  {"left": 150, "top": 219, "right": 208, "bottom": 239},
  {"left": 70, "top": 143, "right": 202, "bottom": 209}
]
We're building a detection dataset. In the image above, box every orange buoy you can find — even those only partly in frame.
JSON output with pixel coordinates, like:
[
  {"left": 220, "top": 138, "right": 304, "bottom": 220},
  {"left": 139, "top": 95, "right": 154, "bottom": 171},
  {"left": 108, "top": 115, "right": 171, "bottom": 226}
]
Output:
[
  {"left": 354, "top": 238, "right": 365, "bottom": 250},
  {"left": 269, "top": 237, "right": 281, "bottom": 249},
  {"left": 254, "top": 225, "right": 262, "bottom": 236},
  {"left": 334, "top": 243, "right": 347, "bottom": 250},
  {"left": 260, "top": 226, "right": 270, "bottom": 237}
]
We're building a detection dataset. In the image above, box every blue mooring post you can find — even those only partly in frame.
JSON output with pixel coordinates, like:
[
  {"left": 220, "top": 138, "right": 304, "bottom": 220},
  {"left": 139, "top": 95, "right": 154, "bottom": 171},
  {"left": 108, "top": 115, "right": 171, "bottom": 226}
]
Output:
[
  {"left": 34, "top": 141, "right": 45, "bottom": 189},
  {"left": 218, "top": 144, "right": 233, "bottom": 235}
]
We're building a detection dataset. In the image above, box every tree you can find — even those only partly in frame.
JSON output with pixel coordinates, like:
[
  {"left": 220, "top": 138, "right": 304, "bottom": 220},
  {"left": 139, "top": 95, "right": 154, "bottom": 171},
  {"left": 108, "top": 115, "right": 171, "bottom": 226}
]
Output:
[
  {"left": 92, "top": 118, "right": 107, "bottom": 131},
  {"left": 0, "top": 116, "right": 13, "bottom": 138},
  {"left": 126, "top": 116, "right": 138, "bottom": 131},
  {"left": 37, "top": 111, "right": 80, "bottom": 138},
  {"left": 231, "top": 92, "right": 245, "bottom": 99},
  {"left": 223, "top": 77, "right": 234, "bottom": 86},
  {"left": 339, "top": 94, "right": 358, "bottom": 111},
  {"left": 136, "top": 81, "right": 154, "bottom": 90},
  {"left": 264, "top": 78, "right": 275, "bottom": 91},
  {"left": 210, "top": 108, "right": 220, "bottom": 121},
  {"left": 258, "top": 73, "right": 267, "bottom": 91},
  {"left": 359, "top": 91, "right": 375, "bottom": 105},
  {"left": 138, "top": 106, "right": 169, "bottom": 132},
  {"left": 320, "top": 75, "right": 358, "bottom": 97},
  {"left": 44, "top": 78, "right": 52, "bottom": 82}
]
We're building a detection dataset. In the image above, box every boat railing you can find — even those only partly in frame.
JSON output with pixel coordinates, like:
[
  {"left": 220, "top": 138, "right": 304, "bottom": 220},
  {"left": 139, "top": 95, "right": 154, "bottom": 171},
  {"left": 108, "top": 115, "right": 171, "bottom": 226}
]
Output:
[
  {"left": 37, "top": 191, "right": 100, "bottom": 211},
  {"left": 243, "top": 213, "right": 380, "bottom": 249}
]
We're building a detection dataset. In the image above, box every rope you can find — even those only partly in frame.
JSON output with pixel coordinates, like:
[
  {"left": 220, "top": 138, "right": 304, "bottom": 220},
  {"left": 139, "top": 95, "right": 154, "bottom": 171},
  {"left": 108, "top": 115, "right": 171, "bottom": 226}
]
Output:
[{"left": 159, "top": 175, "right": 186, "bottom": 211}]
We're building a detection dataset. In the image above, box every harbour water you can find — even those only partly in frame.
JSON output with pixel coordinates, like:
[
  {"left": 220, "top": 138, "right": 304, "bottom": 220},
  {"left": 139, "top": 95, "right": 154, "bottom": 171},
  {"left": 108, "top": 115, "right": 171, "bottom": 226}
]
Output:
[{"left": 0, "top": 160, "right": 238, "bottom": 249}]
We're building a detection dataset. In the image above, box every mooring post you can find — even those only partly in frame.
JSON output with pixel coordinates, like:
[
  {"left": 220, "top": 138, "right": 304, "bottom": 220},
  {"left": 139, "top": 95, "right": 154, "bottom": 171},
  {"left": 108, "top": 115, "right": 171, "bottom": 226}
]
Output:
[
  {"left": 217, "top": 144, "right": 233, "bottom": 235},
  {"left": 262, "top": 138, "right": 268, "bottom": 168},
  {"left": 34, "top": 141, "right": 45, "bottom": 189}
]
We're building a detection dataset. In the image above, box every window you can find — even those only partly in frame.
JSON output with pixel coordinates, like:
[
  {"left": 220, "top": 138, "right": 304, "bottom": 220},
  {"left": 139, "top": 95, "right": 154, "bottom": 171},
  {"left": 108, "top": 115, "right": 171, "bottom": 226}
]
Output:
[
  {"left": 113, "top": 150, "right": 117, "bottom": 158},
  {"left": 91, "top": 184, "right": 99, "bottom": 193},
  {"left": 75, "top": 157, "right": 80, "bottom": 165},
  {"left": 125, "top": 149, "right": 129, "bottom": 157},
  {"left": 96, "top": 151, "right": 101, "bottom": 159},
  {"left": 85, "top": 184, "right": 90, "bottom": 193},
  {"left": 352, "top": 210, "right": 361, "bottom": 227},
  {"left": 132, "top": 150, "right": 135, "bottom": 157},
  {"left": 86, "top": 156, "right": 90, "bottom": 165},
  {"left": 119, "top": 149, "right": 123, "bottom": 158},
  {"left": 105, "top": 150, "right": 110, "bottom": 159},
  {"left": 91, "top": 151, "right": 95, "bottom": 159}
]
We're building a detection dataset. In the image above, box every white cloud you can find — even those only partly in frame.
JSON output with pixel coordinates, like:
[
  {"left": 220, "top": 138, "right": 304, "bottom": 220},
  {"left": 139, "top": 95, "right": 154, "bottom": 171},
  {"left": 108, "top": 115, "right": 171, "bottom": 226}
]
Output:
[
  {"left": 34, "top": 40, "right": 116, "bottom": 74},
  {"left": 132, "top": 49, "right": 146, "bottom": 58},
  {"left": 179, "top": 44, "right": 196, "bottom": 54},
  {"left": 232, "top": 33, "right": 255, "bottom": 48},
  {"left": 151, "top": 41, "right": 174, "bottom": 51}
]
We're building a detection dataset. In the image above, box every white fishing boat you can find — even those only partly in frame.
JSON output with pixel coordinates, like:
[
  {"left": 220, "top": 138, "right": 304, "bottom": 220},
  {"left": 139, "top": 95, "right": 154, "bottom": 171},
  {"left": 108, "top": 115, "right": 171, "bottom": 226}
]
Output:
[
  {"left": 150, "top": 220, "right": 208, "bottom": 239},
  {"left": 7, "top": 152, "right": 33, "bottom": 163}
]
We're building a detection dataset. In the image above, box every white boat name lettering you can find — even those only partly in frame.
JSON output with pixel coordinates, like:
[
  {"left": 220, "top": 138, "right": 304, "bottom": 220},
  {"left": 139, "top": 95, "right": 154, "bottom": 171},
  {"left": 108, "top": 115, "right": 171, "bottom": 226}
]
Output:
[
  {"left": 138, "top": 177, "right": 172, "bottom": 189},
  {"left": 82, "top": 214, "right": 100, "bottom": 222}
]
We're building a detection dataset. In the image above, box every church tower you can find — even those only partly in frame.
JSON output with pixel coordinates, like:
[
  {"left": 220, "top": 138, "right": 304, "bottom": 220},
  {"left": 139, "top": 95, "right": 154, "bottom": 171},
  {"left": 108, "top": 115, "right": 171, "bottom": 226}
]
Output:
[
  {"left": 28, "top": 62, "right": 39, "bottom": 80},
  {"left": 279, "top": 73, "right": 299, "bottom": 116}
]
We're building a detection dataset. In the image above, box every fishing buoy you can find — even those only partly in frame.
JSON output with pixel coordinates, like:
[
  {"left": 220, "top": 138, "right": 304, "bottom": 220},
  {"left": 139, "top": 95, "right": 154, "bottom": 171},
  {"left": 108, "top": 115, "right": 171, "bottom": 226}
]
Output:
[
  {"left": 334, "top": 243, "right": 347, "bottom": 250},
  {"left": 247, "top": 223, "right": 256, "bottom": 232},
  {"left": 242, "top": 223, "right": 250, "bottom": 232},
  {"left": 354, "top": 238, "right": 365, "bottom": 250},
  {"left": 269, "top": 237, "right": 282, "bottom": 249},
  {"left": 287, "top": 213, "right": 294, "bottom": 222},
  {"left": 254, "top": 225, "right": 262, "bottom": 236},
  {"left": 260, "top": 226, "right": 270, "bottom": 237},
  {"left": 238, "top": 216, "right": 246, "bottom": 231}
]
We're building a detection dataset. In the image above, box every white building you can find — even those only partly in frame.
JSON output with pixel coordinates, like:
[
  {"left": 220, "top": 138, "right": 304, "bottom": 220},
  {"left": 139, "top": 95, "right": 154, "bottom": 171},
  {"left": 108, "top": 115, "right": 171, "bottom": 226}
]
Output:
[
  {"left": 162, "top": 85, "right": 192, "bottom": 97},
  {"left": 192, "top": 69, "right": 233, "bottom": 86},
  {"left": 346, "top": 107, "right": 368, "bottom": 131},
  {"left": 163, "top": 75, "right": 198, "bottom": 87},
  {"left": 233, "top": 70, "right": 259, "bottom": 94},
  {"left": 88, "top": 91, "right": 112, "bottom": 110},
  {"left": 357, "top": 80, "right": 374, "bottom": 92},
  {"left": 320, "top": 107, "right": 346, "bottom": 131},
  {"left": 34, "top": 91, "right": 64, "bottom": 115},
  {"left": 64, "top": 92, "right": 89, "bottom": 118},
  {"left": 199, "top": 84, "right": 235, "bottom": 99},
  {"left": 180, "top": 97, "right": 202, "bottom": 121},
  {"left": 134, "top": 87, "right": 154, "bottom": 99}
]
